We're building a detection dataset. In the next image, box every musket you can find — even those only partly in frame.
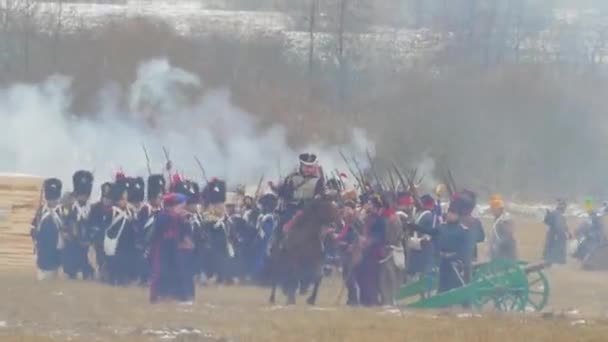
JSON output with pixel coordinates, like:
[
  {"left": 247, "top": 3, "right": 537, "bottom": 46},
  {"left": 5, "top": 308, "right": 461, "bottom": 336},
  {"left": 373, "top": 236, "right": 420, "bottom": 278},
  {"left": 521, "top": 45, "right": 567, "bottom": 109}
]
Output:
[
  {"left": 338, "top": 150, "right": 363, "bottom": 190},
  {"left": 447, "top": 167, "right": 458, "bottom": 194},
  {"left": 194, "top": 155, "right": 209, "bottom": 183},
  {"left": 392, "top": 162, "right": 408, "bottom": 193},
  {"left": 440, "top": 168, "right": 454, "bottom": 198},
  {"left": 351, "top": 157, "right": 368, "bottom": 190},
  {"left": 406, "top": 167, "right": 422, "bottom": 207},
  {"left": 255, "top": 173, "right": 265, "bottom": 199},
  {"left": 366, "top": 149, "right": 383, "bottom": 192},
  {"left": 387, "top": 166, "right": 397, "bottom": 193},
  {"left": 162, "top": 146, "right": 172, "bottom": 172},
  {"left": 141, "top": 143, "right": 152, "bottom": 175},
  {"left": 334, "top": 169, "right": 345, "bottom": 191}
]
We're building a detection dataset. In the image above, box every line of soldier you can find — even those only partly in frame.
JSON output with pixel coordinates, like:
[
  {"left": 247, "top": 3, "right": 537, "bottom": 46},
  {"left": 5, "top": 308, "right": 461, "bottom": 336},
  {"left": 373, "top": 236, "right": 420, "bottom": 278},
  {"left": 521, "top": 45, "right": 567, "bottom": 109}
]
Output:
[
  {"left": 30, "top": 168, "right": 283, "bottom": 302},
  {"left": 31, "top": 152, "right": 524, "bottom": 307}
]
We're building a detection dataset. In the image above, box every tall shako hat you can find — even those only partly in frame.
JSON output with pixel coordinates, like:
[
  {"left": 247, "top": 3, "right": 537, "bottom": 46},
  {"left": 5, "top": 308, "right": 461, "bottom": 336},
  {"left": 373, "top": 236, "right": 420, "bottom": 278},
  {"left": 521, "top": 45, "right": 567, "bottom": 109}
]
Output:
[
  {"left": 72, "top": 170, "right": 94, "bottom": 197},
  {"left": 299, "top": 153, "right": 318, "bottom": 166},
  {"left": 128, "top": 177, "right": 145, "bottom": 203},
  {"left": 43, "top": 178, "right": 62, "bottom": 201},
  {"left": 147, "top": 174, "right": 166, "bottom": 201}
]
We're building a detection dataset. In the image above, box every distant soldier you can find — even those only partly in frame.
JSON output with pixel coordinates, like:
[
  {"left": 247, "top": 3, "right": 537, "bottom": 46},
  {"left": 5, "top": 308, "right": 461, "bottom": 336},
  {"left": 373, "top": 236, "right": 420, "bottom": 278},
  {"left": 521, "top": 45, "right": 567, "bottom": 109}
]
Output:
[
  {"left": 543, "top": 199, "right": 570, "bottom": 265},
  {"left": 104, "top": 179, "right": 136, "bottom": 286},
  {"left": 172, "top": 179, "right": 199, "bottom": 301},
  {"left": 134, "top": 174, "right": 165, "bottom": 285},
  {"left": 31, "top": 178, "right": 64, "bottom": 280},
  {"left": 201, "top": 178, "right": 233, "bottom": 284},
  {"left": 436, "top": 194, "right": 474, "bottom": 295},
  {"left": 408, "top": 194, "right": 440, "bottom": 282},
  {"left": 253, "top": 193, "right": 278, "bottom": 283},
  {"left": 88, "top": 182, "right": 112, "bottom": 281},
  {"left": 459, "top": 190, "right": 485, "bottom": 261},
  {"left": 148, "top": 193, "right": 189, "bottom": 304},
  {"left": 488, "top": 194, "right": 517, "bottom": 261},
  {"left": 334, "top": 200, "right": 363, "bottom": 306},
  {"left": 63, "top": 170, "right": 95, "bottom": 280},
  {"left": 573, "top": 197, "right": 605, "bottom": 261}
]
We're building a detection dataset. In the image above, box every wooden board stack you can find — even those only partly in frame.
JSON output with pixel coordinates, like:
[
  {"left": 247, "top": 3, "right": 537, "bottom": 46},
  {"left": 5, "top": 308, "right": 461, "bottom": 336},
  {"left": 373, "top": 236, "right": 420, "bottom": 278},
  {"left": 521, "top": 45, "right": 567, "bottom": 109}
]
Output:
[{"left": 0, "top": 174, "right": 43, "bottom": 270}]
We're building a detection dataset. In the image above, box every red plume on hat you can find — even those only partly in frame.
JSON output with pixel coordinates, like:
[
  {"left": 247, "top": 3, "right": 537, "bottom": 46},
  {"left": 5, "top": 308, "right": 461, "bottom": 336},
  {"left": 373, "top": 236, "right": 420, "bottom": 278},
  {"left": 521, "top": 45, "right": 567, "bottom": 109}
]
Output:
[
  {"left": 115, "top": 169, "right": 126, "bottom": 181},
  {"left": 170, "top": 173, "right": 183, "bottom": 191}
]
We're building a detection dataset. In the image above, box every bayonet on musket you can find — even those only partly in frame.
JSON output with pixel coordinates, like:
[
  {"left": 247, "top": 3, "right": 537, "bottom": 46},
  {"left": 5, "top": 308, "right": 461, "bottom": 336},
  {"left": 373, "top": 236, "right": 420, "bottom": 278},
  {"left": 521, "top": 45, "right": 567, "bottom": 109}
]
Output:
[
  {"left": 194, "top": 155, "right": 209, "bottom": 183},
  {"left": 142, "top": 143, "right": 152, "bottom": 175}
]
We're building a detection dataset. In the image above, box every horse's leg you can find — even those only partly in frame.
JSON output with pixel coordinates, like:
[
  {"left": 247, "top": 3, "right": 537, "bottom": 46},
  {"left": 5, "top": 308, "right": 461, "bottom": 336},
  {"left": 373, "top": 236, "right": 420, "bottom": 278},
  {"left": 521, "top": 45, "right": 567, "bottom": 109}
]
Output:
[
  {"left": 306, "top": 275, "right": 322, "bottom": 305},
  {"left": 285, "top": 270, "right": 297, "bottom": 305},
  {"left": 269, "top": 278, "right": 277, "bottom": 304}
]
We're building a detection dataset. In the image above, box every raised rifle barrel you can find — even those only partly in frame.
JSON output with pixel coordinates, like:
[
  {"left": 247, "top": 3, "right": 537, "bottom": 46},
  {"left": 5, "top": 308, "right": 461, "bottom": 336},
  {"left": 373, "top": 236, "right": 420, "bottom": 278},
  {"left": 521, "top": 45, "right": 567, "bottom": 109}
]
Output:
[{"left": 524, "top": 261, "right": 549, "bottom": 274}]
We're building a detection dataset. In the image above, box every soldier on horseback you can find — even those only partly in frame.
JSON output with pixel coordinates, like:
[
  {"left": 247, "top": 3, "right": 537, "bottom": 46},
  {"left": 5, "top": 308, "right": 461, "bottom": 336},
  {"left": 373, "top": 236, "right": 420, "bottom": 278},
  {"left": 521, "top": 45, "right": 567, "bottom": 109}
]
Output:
[{"left": 271, "top": 153, "right": 325, "bottom": 236}]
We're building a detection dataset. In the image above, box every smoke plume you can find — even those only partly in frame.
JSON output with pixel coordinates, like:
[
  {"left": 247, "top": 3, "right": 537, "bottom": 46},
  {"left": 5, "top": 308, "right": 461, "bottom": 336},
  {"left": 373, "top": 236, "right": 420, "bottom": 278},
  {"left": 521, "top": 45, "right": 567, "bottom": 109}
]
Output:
[{"left": 0, "top": 59, "right": 373, "bottom": 191}]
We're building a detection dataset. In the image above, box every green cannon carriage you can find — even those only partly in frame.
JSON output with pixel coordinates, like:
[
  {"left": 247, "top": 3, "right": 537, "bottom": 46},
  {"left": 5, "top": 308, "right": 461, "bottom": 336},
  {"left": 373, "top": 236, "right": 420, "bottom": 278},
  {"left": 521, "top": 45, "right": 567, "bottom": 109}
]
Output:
[{"left": 397, "top": 259, "right": 550, "bottom": 312}]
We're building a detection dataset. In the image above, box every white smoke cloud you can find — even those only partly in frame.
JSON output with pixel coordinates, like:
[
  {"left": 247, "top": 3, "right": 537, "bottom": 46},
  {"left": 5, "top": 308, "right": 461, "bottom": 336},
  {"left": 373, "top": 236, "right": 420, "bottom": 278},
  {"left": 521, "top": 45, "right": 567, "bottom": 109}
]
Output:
[
  {"left": 0, "top": 59, "right": 373, "bottom": 193},
  {"left": 413, "top": 153, "right": 439, "bottom": 194}
]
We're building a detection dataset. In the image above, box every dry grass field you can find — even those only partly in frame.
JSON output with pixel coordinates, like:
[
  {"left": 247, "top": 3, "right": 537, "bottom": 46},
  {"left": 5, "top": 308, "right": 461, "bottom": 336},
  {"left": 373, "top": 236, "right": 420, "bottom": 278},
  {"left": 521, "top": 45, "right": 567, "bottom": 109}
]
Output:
[{"left": 1, "top": 216, "right": 608, "bottom": 341}]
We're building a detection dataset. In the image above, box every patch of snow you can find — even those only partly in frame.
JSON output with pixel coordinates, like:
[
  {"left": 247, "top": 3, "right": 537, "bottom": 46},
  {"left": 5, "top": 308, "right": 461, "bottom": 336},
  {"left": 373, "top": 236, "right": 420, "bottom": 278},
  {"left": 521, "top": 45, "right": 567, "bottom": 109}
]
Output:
[
  {"left": 570, "top": 319, "right": 587, "bottom": 326},
  {"left": 456, "top": 312, "right": 482, "bottom": 319},
  {"left": 143, "top": 327, "right": 206, "bottom": 340}
]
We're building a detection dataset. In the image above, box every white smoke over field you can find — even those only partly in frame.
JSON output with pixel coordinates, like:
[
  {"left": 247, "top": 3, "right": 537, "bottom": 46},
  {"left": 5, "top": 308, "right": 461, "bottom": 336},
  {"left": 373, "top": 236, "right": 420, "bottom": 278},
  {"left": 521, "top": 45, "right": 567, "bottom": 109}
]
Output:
[{"left": 0, "top": 59, "right": 373, "bottom": 189}]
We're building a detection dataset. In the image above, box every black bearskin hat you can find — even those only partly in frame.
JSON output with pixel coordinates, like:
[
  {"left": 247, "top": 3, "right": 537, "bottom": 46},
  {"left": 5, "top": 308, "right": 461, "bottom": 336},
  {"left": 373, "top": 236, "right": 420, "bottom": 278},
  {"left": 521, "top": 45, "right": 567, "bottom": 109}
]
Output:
[
  {"left": 127, "top": 177, "right": 145, "bottom": 203},
  {"left": 101, "top": 182, "right": 112, "bottom": 199},
  {"left": 172, "top": 181, "right": 191, "bottom": 197},
  {"left": 299, "top": 153, "right": 318, "bottom": 166},
  {"left": 202, "top": 179, "right": 226, "bottom": 204},
  {"left": 72, "top": 170, "right": 94, "bottom": 197},
  {"left": 43, "top": 178, "right": 62, "bottom": 201},
  {"left": 147, "top": 174, "right": 166, "bottom": 201},
  {"left": 187, "top": 181, "right": 200, "bottom": 205},
  {"left": 109, "top": 179, "right": 129, "bottom": 203}
]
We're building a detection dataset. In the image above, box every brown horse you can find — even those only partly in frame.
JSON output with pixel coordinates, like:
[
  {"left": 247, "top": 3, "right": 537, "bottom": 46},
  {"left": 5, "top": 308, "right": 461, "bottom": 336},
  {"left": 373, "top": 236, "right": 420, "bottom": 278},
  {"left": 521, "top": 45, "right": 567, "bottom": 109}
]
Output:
[{"left": 268, "top": 198, "right": 339, "bottom": 305}]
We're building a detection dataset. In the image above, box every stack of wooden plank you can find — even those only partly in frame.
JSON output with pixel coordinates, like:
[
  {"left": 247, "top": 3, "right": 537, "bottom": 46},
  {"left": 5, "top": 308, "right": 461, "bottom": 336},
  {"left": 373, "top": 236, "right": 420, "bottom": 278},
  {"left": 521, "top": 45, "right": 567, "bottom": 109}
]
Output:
[{"left": 0, "top": 173, "right": 43, "bottom": 270}]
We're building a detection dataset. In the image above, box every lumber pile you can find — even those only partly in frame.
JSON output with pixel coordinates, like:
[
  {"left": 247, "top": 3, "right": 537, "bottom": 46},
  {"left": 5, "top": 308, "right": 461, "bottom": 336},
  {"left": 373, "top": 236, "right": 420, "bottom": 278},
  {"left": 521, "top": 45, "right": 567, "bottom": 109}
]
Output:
[{"left": 0, "top": 174, "right": 43, "bottom": 270}]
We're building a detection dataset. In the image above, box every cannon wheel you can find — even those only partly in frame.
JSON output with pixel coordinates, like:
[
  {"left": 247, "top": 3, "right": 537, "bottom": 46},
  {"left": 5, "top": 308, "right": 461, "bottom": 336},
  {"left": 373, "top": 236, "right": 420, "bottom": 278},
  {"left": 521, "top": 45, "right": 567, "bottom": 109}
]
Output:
[
  {"left": 472, "top": 259, "right": 528, "bottom": 312},
  {"left": 525, "top": 268, "right": 550, "bottom": 311}
]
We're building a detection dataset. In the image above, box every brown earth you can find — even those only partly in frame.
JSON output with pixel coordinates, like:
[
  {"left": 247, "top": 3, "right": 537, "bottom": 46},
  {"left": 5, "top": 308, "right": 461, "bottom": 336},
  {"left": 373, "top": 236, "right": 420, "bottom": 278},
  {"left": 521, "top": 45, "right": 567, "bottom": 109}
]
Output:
[{"left": 1, "top": 217, "right": 608, "bottom": 341}]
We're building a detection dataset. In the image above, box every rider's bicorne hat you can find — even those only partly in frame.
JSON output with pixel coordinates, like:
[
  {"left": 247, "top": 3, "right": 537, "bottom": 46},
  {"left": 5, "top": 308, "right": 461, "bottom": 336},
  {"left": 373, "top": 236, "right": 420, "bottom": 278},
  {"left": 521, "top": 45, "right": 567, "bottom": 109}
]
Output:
[{"left": 299, "top": 153, "right": 318, "bottom": 166}]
